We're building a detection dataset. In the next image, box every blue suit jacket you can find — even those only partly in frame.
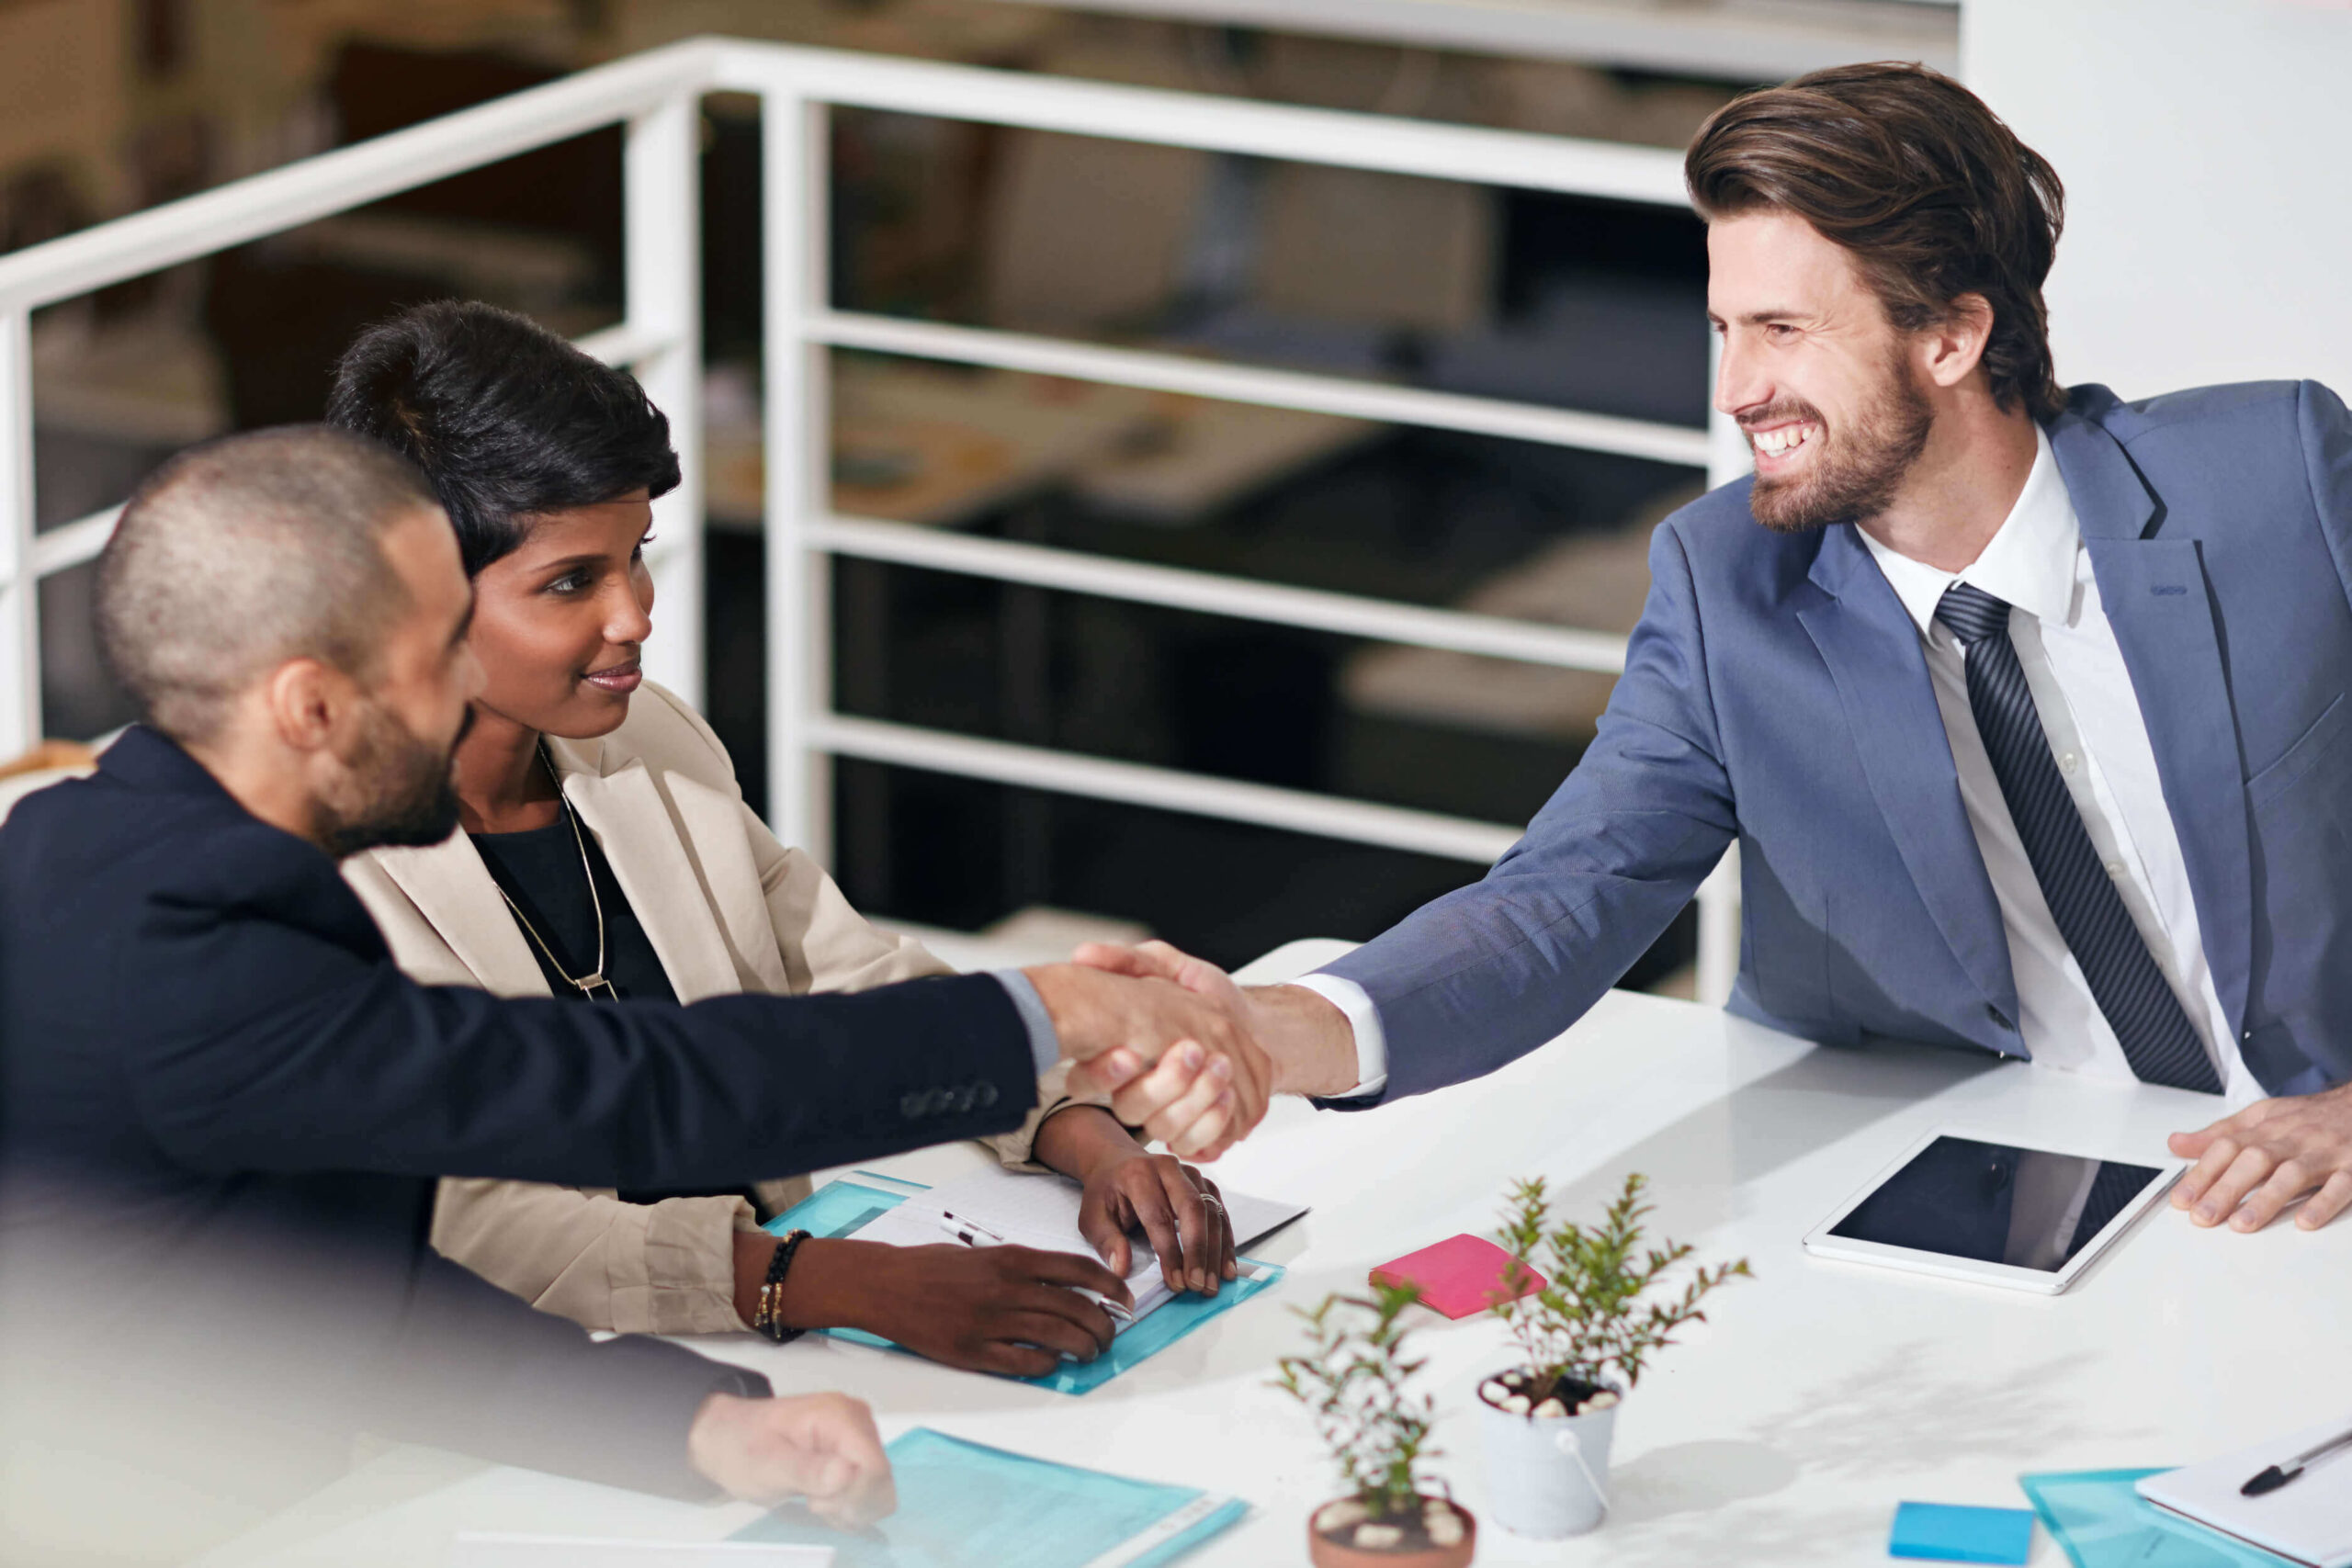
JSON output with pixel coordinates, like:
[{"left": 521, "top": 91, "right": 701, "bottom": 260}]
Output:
[{"left": 1328, "top": 382, "right": 2352, "bottom": 1102}]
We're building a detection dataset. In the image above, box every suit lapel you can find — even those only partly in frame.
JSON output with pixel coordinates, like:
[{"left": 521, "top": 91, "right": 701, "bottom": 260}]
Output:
[
  {"left": 553, "top": 739, "right": 757, "bottom": 1004},
  {"left": 1799, "top": 525, "right": 2020, "bottom": 1033},
  {"left": 371, "top": 831, "right": 554, "bottom": 997},
  {"left": 2054, "top": 414, "right": 2253, "bottom": 1038}
]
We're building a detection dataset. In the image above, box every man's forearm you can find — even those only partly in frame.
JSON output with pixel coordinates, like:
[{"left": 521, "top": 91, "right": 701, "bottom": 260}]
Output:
[{"left": 1246, "top": 985, "right": 1362, "bottom": 1097}]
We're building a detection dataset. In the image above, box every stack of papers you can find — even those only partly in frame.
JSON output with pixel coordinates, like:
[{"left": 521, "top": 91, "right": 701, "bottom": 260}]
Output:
[{"left": 849, "top": 1166, "right": 1306, "bottom": 1334}]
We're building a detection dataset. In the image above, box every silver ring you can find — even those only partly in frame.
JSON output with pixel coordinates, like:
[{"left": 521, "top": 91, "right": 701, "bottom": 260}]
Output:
[{"left": 1199, "top": 1195, "right": 1224, "bottom": 1212}]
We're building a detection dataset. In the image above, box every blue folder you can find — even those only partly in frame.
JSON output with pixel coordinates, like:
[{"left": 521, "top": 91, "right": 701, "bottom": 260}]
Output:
[
  {"left": 731, "top": 1427, "right": 1247, "bottom": 1567},
  {"left": 2018, "top": 1470, "right": 2298, "bottom": 1567},
  {"left": 762, "top": 1176, "right": 1282, "bottom": 1395}
]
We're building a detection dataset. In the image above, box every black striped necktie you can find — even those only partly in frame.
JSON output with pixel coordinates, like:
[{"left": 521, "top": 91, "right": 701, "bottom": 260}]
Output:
[{"left": 1932, "top": 582, "right": 2222, "bottom": 1093}]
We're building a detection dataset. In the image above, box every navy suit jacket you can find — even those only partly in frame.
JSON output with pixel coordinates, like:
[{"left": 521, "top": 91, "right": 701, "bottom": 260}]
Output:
[
  {"left": 0, "top": 728, "right": 1041, "bottom": 1495},
  {"left": 1328, "top": 382, "right": 2352, "bottom": 1102}
]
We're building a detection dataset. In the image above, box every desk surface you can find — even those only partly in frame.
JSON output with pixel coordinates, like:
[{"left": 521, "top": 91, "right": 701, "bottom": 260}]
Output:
[{"left": 202, "top": 942, "right": 2348, "bottom": 1566}]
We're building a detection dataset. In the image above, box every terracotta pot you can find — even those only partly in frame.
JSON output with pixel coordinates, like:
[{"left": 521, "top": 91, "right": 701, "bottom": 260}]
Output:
[{"left": 1305, "top": 1495, "right": 1476, "bottom": 1568}]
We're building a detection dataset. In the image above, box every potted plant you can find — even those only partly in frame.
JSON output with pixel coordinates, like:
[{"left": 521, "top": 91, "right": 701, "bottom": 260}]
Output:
[
  {"left": 1477, "top": 1172, "right": 1751, "bottom": 1540},
  {"left": 1273, "top": 1280, "right": 1476, "bottom": 1567}
]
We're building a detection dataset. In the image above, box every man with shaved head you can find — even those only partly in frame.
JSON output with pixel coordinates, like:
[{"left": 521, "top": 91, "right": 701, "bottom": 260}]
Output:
[
  {"left": 0, "top": 425, "right": 1267, "bottom": 1558},
  {"left": 92, "top": 427, "right": 468, "bottom": 852}
]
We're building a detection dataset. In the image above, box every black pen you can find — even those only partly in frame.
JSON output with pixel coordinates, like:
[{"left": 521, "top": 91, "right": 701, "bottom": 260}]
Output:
[{"left": 2241, "top": 1425, "right": 2352, "bottom": 1495}]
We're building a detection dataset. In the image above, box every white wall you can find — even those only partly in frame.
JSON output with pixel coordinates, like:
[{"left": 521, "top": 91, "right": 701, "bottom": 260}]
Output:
[{"left": 1964, "top": 0, "right": 2352, "bottom": 403}]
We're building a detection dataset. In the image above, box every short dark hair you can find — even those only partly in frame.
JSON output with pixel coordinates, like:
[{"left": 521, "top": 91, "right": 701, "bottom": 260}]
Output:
[
  {"left": 324, "top": 300, "right": 680, "bottom": 575},
  {"left": 96, "top": 426, "right": 439, "bottom": 743},
  {"left": 1685, "top": 62, "right": 2067, "bottom": 423}
]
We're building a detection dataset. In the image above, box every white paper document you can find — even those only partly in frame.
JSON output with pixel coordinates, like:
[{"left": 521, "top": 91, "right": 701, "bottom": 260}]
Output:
[
  {"left": 850, "top": 1166, "right": 1306, "bottom": 1333},
  {"left": 2137, "top": 1411, "right": 2352, "bottom": 1568}
]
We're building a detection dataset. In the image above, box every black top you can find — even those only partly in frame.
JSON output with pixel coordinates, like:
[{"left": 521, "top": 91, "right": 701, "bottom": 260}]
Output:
[
  {"left": 472, "top": 814, "right": 678, "bottom": 1006},
  {"left": 0, "top": 725, "right": 1038, "bottom": 1517},
  {"left": 476, "top": 814, "right": 761, "bottom": 1210}
]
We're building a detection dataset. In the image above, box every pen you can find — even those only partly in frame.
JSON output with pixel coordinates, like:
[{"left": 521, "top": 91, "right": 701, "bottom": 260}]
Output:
[
  {"left": 933, "top": 1210, "right": 1006, "bottom": 1248},
  {"left": 2241, "top": 1424, "right": 2352, "bottom": 1495},
  {"left": 933, "top": 1211, "right": 1136, "bottom": 1323}
]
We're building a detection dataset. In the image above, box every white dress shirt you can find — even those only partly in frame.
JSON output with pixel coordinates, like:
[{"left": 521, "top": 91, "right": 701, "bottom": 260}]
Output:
[{"left": 1306, "top": 426, "right": 2254, "bottom": 1104}]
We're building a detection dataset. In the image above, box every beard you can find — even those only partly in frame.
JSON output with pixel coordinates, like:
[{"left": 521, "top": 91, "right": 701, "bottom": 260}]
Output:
[
  {"left": 1746, "top": 346, "right": 1935, "bottom": 534},
  {"left": 315, "top": 702, "right": 468, "bottom": 859}
]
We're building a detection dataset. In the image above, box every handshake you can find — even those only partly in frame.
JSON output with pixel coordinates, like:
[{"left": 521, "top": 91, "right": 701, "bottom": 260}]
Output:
[{"left": 1024, "top": 942, "right": 1366, "bottom": 1159}]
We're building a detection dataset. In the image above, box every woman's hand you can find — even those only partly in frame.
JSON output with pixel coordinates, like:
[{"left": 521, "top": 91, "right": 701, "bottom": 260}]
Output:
[
  {"left": 774, "top": 1236, "right": 1134, "bottom": 1378},
  {"left": 1034, "top": 1104, "right": 1238, "bottom": 1295},
  {"left": 1078, "top": 1145, "right": 1238, "bottom": 1296}
]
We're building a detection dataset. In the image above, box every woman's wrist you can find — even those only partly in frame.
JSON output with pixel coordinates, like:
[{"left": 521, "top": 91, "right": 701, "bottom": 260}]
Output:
[
  {"left": 1031, "top": 1103, "right": 1144, "bottom": 1181},
  {"left": 757, "top": 1237, "right": 903, "bottom": 1337},
  {"left": 732, "top": 1232, "right": 863, "bottom": 1333},
  {"left": 729, "top": 1229, "right": 780, "bottom": 1327}
]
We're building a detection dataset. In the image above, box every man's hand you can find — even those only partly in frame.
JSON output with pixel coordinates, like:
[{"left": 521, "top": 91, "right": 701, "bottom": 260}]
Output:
[
  {"left": 686, "top": 1391, "right": 895, "bottom": 1528},
  {"left": 1069, "top": 941, "right": 1363, "bottom": 1110},
  {"left": 1023, "top": 963, "right": 1272, "bottom": 1157},
  {"left": 2168, "top": 1081, "right": 2352, "bottom": 1232}
]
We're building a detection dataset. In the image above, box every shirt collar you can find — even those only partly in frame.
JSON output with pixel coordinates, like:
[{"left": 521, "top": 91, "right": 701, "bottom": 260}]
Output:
[{"left": 1858, "top": 423, "right": 2080, "bottom": 644}]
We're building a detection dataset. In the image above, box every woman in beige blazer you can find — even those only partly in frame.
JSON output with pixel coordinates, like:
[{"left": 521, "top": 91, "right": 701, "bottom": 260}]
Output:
[{"left": 332, "top": 302, "right": 1234, "bottom": 1379}]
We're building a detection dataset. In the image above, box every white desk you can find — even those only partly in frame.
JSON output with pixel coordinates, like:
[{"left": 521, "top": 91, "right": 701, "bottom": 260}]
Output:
[{"left": 201, "top": 941, "right": 2350, "bottom": 1565}]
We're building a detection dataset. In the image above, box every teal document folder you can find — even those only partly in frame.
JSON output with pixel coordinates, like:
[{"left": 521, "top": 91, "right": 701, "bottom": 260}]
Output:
[
  {"left": 1890, "top": 1501, "right": 2036, "bottom": 1562},
  {"left": 2019, "top": 1470, "right": 2297, "bottom": 1567},
  {"left": 730, "top": 1427, "right": 1248, "bottom": 1568},
  {"left": 763, "top": 1177, "right": 1282, "bottom": 1395}
]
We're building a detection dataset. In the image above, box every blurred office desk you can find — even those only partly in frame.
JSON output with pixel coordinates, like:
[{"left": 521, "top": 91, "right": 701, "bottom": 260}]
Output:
[{"left": 198, "top": 940, "right": 2350, "bottom": 1566}]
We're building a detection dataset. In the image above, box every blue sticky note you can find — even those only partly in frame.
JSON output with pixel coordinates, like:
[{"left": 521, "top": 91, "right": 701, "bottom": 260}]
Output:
[{"left": 1892, "top": 1501, "right": 2037, "bottom": 1564}]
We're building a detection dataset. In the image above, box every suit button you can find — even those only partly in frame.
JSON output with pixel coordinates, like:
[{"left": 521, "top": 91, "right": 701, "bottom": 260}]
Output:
[
  {"left": 899, "top": 1091, "right": 927, "bottom": 1119},
  {"left": 973, "top": 1081, "right": 999, "bottom": 1110},
  {"left": 1985, "top": 1004, "right": 2013, "bottom": 1031}
]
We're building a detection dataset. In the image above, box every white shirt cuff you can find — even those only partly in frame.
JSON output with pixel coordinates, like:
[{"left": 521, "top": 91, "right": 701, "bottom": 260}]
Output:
[{"left": 1289, "top": 973, "right": 1388, "bottom": 1099}]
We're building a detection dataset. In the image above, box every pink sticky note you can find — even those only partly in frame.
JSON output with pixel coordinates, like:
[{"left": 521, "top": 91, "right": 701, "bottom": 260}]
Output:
[{"left": 1370, "top": 1235, "right": 1545, "bottom": 1320}]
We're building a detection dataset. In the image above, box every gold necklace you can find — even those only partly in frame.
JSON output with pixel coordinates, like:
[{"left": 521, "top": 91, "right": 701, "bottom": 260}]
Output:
[{"left": 492, "top": 745, "right": 618, "bottom": 1002}]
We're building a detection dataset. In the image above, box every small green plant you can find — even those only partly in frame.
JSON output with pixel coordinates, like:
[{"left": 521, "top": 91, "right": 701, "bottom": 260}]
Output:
[
  {"left": 1272, "top": 1280, "right": 1444, "bottom": 1519},
  {"left": 1490, "top": 1172, "right": 1751, "bottom": 1406}
]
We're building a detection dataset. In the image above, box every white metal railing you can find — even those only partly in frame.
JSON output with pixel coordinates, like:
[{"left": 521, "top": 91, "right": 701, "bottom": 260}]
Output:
[
  {"left": 0, "top": 39, "right": 718, "bottom": 729},
  {"left": 0, "top": 35, "right": 1747, "bottom": 1002}
]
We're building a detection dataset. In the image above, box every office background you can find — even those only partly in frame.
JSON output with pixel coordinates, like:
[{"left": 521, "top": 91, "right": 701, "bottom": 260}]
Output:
[{"left": 4, "top": 0, "right": 2344, "bottom": 991}]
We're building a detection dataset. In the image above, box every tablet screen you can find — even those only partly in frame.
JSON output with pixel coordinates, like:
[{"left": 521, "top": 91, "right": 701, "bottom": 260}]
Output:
[{"left": 1827, "top": 1136, "right": 2165, "bottom": 1271}]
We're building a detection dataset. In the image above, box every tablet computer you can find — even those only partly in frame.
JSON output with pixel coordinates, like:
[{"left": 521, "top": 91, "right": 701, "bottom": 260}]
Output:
[{"left": 1801, "top": 1128, "right": 2185, "bottom": 1295}]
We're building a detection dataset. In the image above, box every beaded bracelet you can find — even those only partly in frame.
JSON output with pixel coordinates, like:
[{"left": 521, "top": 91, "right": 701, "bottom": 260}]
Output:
[{"left": 752, "top": 1228, "right": 812, "bottom": 1343}]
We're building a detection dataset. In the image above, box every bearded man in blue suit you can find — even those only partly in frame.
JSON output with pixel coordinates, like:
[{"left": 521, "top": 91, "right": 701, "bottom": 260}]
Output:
[{"left": 1082, "top": 62, "right": 2352, "bottom": 1237}]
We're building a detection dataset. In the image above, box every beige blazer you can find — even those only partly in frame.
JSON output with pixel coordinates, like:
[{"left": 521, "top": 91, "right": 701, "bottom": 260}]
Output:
[{"left": 343, "top": 682, "right": 1088, "bottom": 1337}]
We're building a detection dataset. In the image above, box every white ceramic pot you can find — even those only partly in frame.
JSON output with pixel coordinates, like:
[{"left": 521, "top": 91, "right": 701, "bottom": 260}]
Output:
[{"left": 1476, "top": 1379, "right": 1620, "bottom": 1540}]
